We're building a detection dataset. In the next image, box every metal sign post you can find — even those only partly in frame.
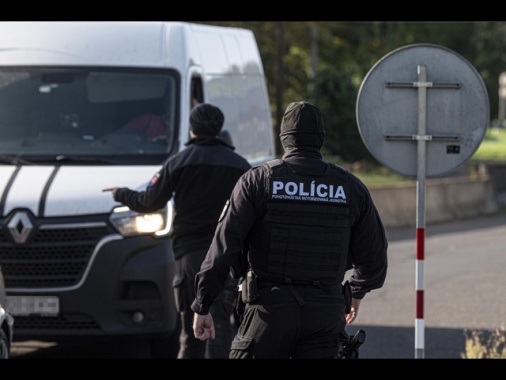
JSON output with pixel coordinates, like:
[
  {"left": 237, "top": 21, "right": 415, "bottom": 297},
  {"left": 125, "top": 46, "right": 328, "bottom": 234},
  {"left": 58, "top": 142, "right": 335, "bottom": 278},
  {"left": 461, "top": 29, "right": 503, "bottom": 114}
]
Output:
[
  {"left": 499, "top": 72, "right": 506, "bottom": 126},
  {"left": 384, "top": 65, "right": 460, "bottom": 358},
  {"left": 356, "top": 44, "right": 489, "bottom": 359}
]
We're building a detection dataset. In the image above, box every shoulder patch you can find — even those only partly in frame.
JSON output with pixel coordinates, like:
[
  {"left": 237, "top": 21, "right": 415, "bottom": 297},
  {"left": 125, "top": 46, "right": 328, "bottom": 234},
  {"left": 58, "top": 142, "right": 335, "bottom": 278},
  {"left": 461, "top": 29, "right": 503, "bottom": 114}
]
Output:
[{"left": 148, "top": 172, "right": 161, "bottom": 187}]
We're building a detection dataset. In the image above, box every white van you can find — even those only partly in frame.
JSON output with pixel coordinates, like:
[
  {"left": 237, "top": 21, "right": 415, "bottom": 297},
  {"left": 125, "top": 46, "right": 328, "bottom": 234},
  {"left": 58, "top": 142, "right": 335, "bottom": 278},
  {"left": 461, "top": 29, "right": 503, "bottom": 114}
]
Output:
[{"left": 0, "top": 21, "right": 275, "bottom": 357}]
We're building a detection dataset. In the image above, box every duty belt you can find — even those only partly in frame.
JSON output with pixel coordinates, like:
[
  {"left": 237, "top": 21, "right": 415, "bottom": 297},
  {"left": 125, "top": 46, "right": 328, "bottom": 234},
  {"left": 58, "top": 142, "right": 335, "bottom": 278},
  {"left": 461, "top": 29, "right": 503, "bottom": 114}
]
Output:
[
  {"left": 256, "top": 277, "right": 342, "bottom": 307},
  {"left": 257, "top": 277, "right": 339, "bottom": 287}
]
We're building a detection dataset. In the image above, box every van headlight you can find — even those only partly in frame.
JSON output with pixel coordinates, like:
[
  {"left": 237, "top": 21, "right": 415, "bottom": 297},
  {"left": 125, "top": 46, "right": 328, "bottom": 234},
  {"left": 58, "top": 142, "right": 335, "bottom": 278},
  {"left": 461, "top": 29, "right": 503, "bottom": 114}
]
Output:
[{"left": 109, "top": 203, "right": 173, "bottom": 237}]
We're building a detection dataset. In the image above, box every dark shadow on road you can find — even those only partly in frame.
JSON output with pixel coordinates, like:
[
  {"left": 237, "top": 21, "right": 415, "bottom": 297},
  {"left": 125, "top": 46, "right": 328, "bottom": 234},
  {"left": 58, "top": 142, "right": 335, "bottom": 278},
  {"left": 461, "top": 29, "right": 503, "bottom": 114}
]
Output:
[
  {"left": 10, "top": 336, "right": 152, "bottom": 359},
  {"left": 12, "top": 325, "right": 490, "bottom": 359}
]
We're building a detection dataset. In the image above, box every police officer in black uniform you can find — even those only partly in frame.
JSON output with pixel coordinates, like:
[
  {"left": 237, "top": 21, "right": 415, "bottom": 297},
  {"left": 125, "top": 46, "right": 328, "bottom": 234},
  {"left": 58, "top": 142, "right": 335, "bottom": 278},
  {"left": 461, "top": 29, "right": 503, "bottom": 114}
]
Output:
[
  {"left": 191, "top": 101, "right": 388, "bottom": 359},
  {"left": 105, "top": 103, "right": 251, "bottom": 358}
]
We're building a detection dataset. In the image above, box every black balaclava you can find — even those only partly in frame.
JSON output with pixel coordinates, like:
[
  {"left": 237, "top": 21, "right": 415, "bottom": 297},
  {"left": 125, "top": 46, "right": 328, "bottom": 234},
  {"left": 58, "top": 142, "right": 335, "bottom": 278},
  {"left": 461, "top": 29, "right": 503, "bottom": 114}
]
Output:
[
  {"left": 189, "top": 103, "right": 224, "bottom": 137},
  {"left": 279, "top": 101, "right": 325, "bottom": 153}
]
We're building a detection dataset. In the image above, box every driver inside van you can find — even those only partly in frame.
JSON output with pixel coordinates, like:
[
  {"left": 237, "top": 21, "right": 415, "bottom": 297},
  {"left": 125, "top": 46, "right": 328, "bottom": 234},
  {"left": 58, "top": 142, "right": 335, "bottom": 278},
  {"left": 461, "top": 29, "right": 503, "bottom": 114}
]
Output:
[{"left": 122, "top": 113, "right": 168, "bottom": 140}]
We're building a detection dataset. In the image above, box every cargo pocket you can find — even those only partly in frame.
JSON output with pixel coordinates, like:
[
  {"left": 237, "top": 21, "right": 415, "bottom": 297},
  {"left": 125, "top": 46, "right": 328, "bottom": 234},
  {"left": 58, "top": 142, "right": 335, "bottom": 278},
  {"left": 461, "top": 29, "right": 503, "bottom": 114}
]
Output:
[
  {"left": 229, "top": 334, "right": 253, "bottom": 359},
  {"left": 172, "top": 274, "right": 184, "bottom": 313}
]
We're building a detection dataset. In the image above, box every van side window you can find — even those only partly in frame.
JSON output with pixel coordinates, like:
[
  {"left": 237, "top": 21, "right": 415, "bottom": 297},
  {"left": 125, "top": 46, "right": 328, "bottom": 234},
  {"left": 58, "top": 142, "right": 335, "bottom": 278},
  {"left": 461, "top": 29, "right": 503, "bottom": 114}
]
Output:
[{"left": 191, "top": 77, "right": 204, "bottom": 109}]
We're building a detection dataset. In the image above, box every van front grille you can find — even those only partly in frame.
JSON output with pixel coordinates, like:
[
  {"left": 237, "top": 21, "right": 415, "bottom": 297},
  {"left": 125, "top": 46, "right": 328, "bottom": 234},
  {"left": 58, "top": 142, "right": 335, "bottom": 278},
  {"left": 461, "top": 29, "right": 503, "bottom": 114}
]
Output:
[{"left": 0, "top": 223, "right": 110, "bottom": 288}]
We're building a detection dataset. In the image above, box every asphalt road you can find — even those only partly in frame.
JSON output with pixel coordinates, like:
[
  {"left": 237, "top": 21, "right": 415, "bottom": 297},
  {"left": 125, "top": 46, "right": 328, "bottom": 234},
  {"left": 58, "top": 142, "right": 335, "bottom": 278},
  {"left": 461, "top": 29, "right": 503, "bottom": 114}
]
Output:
[
  {"left": 8, "top": 210, "right": 506, "bottom": 360},
  {"left": 352, "top": 210, "right": 506, "bottom": 359}
]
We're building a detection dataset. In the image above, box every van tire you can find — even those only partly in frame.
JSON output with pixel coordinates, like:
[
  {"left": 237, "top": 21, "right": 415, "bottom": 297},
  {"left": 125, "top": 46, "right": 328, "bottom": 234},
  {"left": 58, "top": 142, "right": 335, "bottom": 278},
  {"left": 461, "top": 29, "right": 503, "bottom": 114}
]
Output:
[{"left": 0, "top": 328, "right": 10, "bottom": 359}]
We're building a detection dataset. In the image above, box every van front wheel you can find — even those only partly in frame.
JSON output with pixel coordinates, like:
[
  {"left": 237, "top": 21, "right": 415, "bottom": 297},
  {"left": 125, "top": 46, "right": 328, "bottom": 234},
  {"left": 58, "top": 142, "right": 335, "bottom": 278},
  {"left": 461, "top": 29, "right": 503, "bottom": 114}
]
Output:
[{"left": 0, "top": 329, "right": 10, "bottom": 359}]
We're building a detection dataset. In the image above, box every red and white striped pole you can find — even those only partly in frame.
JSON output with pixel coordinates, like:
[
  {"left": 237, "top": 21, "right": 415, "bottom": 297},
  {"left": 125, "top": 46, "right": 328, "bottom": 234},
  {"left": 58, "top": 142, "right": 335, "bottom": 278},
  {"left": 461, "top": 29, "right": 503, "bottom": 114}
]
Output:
[
  {"left": 415, "top": 65, "right": 427, "bottom": 359},
  {"left": 415, "top": 225, "right": 425, "bottom": 358}
]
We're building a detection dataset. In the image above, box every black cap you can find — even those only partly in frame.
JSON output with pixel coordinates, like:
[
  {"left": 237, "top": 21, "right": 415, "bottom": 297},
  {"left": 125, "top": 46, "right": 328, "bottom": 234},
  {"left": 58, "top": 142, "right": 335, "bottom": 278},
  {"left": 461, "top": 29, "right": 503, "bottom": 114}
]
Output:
[
  {"left": 280, "top": 101, "right": 324, "bottom": 136},
  {"left": 190, "top": 103, "right": 225, "bottom": 136}
]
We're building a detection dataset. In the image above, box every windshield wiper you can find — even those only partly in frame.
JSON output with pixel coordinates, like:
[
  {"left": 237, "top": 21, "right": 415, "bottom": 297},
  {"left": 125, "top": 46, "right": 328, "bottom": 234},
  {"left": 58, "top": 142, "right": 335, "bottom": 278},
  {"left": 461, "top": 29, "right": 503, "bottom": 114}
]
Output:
[
  {"left": 0, "top": 155, "right": 32, "bottom": 165},
  {"left": 55, "top": 155, "right": 119, "bottom": 164}
]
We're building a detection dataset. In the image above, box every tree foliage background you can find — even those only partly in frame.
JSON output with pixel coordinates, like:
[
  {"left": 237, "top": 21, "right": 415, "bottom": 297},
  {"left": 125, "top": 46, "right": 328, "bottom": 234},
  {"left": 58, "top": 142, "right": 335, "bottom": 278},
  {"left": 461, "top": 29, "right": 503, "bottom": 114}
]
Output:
[{"left": 196, "top": 22, "right": 506, "bottom": 164}]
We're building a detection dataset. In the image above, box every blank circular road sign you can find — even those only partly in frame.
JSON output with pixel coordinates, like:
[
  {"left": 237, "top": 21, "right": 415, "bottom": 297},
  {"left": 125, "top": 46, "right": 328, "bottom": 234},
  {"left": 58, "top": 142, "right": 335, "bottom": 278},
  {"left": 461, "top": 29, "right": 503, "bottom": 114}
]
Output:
[{"left": 356, "top": 44, "right": 489, "bottom": 178}]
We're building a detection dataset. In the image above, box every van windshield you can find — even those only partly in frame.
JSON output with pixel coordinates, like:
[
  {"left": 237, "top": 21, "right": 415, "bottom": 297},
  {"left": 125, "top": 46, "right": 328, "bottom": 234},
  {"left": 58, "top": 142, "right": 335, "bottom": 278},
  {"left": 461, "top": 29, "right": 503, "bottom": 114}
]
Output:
[{"left": 0, "top": 68, "right": 179, "bottom": 165}]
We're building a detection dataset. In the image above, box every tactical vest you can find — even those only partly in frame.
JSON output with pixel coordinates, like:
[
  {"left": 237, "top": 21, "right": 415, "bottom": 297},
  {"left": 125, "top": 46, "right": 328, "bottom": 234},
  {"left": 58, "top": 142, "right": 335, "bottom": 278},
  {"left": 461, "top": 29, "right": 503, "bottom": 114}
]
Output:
[{"left": 256, "top": 159, "right": 351, "bottom": 285}]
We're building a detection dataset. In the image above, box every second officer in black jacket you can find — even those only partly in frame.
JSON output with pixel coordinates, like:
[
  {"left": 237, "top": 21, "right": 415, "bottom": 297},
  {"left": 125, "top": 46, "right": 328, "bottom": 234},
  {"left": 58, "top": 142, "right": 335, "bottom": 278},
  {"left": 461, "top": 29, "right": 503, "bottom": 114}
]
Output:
[
  {"left": 106, "top": 103, "right": 251, "bottom": 358},
  {"left": 192, "top": 101, "right": 388, "bottom": 359}
]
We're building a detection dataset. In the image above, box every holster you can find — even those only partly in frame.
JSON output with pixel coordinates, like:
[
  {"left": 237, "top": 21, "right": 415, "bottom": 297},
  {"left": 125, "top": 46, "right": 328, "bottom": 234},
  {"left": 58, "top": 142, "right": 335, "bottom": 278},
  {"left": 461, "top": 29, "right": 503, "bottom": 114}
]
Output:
[
  {"left": 234, "top": 270, "right": 259, "bottom": 324},
  {"left": 241, "top": 269, "right": 259, "bottom": 303},
  {"left": 342, "top": 280, "right": 352, "bottom": 314}
]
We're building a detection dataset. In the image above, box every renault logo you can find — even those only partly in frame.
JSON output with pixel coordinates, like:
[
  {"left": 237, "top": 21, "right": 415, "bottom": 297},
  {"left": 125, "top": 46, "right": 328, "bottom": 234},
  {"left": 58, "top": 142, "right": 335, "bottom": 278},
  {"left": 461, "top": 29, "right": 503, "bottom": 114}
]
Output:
[{"left": 7, "top": 211, "right": 33, "bottom": 244}]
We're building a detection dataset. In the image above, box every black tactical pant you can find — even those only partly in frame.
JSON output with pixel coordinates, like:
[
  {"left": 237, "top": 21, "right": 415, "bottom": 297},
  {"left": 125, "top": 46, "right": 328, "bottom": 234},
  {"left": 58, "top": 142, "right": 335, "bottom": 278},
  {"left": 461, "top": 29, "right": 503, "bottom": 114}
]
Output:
[
  {"left": 230, "top": 283, "right": 346, "bottom": 359},
  {"left": 173, "top": 248, "right": 237, "bottom": 359}
]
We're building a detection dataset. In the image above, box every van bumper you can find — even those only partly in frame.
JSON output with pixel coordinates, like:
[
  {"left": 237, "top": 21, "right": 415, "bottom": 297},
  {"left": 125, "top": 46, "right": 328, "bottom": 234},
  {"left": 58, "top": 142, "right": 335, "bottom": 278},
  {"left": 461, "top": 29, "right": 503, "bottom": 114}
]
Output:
[{"left": 8, "top": 236, "right": 178, "bottom": 341}]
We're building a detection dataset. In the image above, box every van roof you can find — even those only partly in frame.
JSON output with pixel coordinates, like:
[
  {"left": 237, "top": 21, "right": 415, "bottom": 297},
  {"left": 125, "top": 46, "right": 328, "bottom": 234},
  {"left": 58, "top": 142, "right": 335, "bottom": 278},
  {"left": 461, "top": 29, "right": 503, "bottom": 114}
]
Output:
[{"left": 0, "top": 21, "right": 263, "bottom": 75}]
